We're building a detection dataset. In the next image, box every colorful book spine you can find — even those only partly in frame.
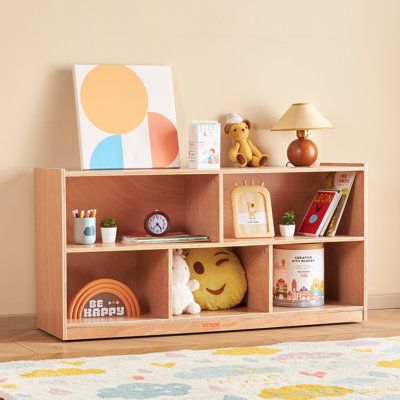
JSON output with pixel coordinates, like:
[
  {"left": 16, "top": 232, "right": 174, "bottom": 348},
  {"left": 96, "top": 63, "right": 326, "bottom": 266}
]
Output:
[
  {"left": 298, "top": 190, "right": 342, "bottom": 236},
  {"left": 323, "top": 172, "right": 356, "bottom": 236}
]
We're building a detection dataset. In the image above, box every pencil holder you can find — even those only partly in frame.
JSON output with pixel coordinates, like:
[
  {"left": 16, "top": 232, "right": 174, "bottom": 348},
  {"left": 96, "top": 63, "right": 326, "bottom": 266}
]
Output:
[{"left": 74, "top": 217, "right": 96, "bottom": 245}]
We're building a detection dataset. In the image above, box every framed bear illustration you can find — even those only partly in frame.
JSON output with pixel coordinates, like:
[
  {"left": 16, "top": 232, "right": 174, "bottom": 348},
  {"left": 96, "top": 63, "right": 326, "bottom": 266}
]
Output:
[{"left": 231, "top": 181, "right": 274, "bottom": 238}]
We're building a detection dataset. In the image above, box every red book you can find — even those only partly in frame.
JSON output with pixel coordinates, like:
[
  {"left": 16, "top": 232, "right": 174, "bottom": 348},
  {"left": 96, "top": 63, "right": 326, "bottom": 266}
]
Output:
[{"left": 298, "top": 190, "right": 341, "bottom": 236}]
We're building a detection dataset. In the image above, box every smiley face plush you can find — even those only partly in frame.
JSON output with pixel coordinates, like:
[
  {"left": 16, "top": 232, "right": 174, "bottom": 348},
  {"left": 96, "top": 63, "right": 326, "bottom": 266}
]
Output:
[{"left": 184, "top": 248, "right": 247, "bottom": 310}]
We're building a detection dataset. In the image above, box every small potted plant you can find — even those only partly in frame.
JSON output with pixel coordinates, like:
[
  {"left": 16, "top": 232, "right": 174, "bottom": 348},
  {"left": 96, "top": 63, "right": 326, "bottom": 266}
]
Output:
[
  {"left": 100, "top": 217, "right": 117, "bottom": 244},
  {"left": 279, "top": 210, "right": 296, "bottom": 237}
]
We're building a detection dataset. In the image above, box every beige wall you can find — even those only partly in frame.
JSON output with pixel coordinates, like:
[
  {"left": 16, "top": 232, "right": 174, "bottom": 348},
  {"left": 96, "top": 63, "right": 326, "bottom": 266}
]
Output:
[{"left": 0, "top": 0, "right": 399, "bottom": 315}]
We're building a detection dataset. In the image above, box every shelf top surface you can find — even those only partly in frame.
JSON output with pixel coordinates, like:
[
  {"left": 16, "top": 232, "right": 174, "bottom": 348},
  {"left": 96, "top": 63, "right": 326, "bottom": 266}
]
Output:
[
  {"left": 67, "top": 235, "right": 364, "bottom": 253},
  {"left": 43, "top": 163, "right": 366, "bottom": 178}
]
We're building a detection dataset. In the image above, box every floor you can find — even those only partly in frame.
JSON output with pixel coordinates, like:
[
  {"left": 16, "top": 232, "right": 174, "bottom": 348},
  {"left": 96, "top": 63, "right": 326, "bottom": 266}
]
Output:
[{"left": 0, "top": 309, "right": 399, "bottom": 363}]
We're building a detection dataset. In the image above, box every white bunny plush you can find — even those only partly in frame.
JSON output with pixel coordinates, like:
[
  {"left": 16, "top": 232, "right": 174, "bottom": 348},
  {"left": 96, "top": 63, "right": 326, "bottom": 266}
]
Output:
[{"left": 171, "top": 250, "right": 201, "bottom": 315}]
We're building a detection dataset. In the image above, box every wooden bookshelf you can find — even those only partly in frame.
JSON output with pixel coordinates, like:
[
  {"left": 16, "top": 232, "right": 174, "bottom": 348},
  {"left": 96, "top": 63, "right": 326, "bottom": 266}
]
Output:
[{"left": 35, "top": 163, "right": 367, "bottom": 340}]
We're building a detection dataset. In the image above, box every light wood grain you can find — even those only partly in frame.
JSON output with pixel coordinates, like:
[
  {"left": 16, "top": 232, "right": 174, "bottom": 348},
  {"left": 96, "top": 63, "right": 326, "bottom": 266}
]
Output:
[
  {"left": 234, "top": 246, "right": 270, "bottom": 312},
  {"left": 224, "top": 172, "right": 331, "bottom": 238},
  {"left": 35, "top": 168, "right": 66, "bottom": 339},
  {"left": 273, "top": 300, "right": 363, "bottom": 314},
  {"left": 0, "top": 342, "right": 35, "bottom": 358},
  {"left": 185, "top": 174, "right": 220, "bottom": 242},
  {"left": 268, "top": 244, "right": 274, "bottom": 311},
  {"left": 65, "top": 308, "right": 364, "bottom": 340},
  {"left": 63, "top": 300, "right": 363, "bottom": 340},
  {"left": 218, "top": 173, "right": 225, "bottom": 242},
  {"left": 136, "top": 250, "right": 169, "bottom": 318},
  {"left": 223, "top": 235, "right": 364, "bottom": 246},
  {"left": 66, "top": 235, "right": 364, "bottom": 253},
  {"left": 65, "top": 165, "right": 365, "bottom": 178},
  {"left": 66, "top": 175, "right": 187, "bottom": 243},
  {"left": 320, "top": 162, "right": 365, "bottom": 167},
  {"left": 325, "top": 241, "right": 365, "bottom": 307},
  {"left": 35, "top": 164, "right": 366, "bottom": 341},
  {"left": 66, "top": 169, "right": 218, "bottom": 177},
  {"left": 167, "top": 249, "right": 173, "bottom": 318},
  {"left": 0, "top": 309, "right": 397, "bottom": 362},
  {"left": 67, "top": 249, "right": 169, "bottom": 323},
  {"left": 363, "top": 165, "right": 368, "bottom": 320}
]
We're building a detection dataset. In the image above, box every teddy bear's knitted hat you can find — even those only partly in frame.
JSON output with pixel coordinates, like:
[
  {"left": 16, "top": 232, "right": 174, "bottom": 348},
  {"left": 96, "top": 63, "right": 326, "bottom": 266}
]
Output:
[{"left": 225, "top": 112, "right": 244, "bottom": 126}]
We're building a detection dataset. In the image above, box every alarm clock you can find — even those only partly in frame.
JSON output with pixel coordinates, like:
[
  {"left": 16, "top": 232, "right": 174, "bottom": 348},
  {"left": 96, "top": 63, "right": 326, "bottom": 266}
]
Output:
[{"left": 144, "top": 210, "right": 171, "bottom": 236}]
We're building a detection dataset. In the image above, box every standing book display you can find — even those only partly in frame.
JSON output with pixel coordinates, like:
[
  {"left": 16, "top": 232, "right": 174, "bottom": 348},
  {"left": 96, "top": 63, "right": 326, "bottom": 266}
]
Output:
[
  {"left": 323, "top": 172, "right": 356, "bottom": 236},
  {"left": 298, "top": 190, "right": 341, "bottom": 236}
]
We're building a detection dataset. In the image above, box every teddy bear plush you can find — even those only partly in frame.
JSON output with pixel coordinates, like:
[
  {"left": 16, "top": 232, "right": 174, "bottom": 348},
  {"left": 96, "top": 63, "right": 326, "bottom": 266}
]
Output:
[
  {"left": 224, "top": 112, "right": 268, "bottom": 167},
  {"left": 171, "top": 250, "right": 201, "bottom": 315}
]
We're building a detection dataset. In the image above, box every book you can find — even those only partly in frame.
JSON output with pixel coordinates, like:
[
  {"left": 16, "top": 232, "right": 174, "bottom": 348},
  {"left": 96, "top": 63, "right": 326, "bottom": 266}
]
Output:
[
  {"left": 322, "top": 172, "right": 356, "bottom": 236},
  {"left": 319, "top": 203, "right": 336, "bottom": 236},
  {"left": 189, "top": 121, "right": 221, "bottom": 169},
  {"left": 298, "top": 190, "right": 342, "bottom": 236},
  {"left": 117, "top": 232, "right": 209, "bottom": 244}
]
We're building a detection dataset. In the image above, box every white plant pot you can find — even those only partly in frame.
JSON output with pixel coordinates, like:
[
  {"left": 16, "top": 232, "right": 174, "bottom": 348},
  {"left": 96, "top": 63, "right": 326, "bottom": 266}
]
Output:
[
  {"left": 101, "top": 227, "right": 117, "bottom": 244},
  {"left": 279, "top": 224, "right": 295, "bottom": 237}
]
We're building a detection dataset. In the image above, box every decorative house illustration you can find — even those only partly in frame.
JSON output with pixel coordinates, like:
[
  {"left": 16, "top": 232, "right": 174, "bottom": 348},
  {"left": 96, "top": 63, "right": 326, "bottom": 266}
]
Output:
[
  {"left": 274, "top": 275, "right": 324, "bottom": 305},
  {"left": 310, "top": 278, "right": 323, "bottom": 300},
  {"left": 274, "top": 278, "right": 288, "bottom": 299},
  {"left": 299, "top": 286, "right": 310, "bottom": 301},
  {"left": 291, "top": 278, "right": 298, "bottom": 300}
]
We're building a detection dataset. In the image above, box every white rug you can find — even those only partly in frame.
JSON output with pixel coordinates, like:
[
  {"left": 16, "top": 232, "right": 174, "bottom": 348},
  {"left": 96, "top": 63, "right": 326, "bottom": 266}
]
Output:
[{"left": 0, "top": 337, "right": 400, "bottom": 399}]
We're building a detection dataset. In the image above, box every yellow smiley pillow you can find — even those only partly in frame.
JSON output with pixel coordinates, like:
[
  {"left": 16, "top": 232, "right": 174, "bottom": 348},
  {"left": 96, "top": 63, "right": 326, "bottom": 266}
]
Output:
[{"left": 184, "top": 248, "right": 247, "bottom": 310}]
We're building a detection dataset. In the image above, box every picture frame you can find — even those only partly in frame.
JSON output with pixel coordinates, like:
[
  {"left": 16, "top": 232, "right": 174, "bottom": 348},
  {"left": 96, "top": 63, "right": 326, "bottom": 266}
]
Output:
[{"left": 231, "top": 181, "right": 274, "bottom": 238}]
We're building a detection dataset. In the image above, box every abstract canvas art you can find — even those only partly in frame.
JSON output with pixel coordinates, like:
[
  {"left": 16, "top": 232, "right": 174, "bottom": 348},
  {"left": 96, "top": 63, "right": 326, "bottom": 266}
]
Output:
[{"left": 73, "top": 65, "right": 180, "bottom": 170}]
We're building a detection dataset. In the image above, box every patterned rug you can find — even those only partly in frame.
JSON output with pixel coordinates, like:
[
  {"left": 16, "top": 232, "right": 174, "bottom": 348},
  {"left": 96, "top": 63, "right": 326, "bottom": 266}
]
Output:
[{"left": 0, "top": 337, "right": 400, "bottom": 399}]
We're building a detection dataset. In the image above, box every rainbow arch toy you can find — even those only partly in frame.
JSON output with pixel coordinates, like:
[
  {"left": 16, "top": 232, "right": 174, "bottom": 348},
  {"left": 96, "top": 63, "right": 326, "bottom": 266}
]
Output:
[{"left": 68, "top": 279, "right": 141, "bottom": 319}]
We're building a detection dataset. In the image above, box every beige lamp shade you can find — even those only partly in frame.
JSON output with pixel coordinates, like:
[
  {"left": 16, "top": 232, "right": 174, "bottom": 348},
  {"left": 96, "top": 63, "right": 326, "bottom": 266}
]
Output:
[{"left": 271, "top": 103, "right": 334, "bottom": 131}]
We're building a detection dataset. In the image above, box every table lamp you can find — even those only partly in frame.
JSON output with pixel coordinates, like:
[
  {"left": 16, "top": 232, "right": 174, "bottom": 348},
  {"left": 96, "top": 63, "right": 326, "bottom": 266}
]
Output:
[{"left": 271, "top": 103, "right": 334, "bottom": 167}]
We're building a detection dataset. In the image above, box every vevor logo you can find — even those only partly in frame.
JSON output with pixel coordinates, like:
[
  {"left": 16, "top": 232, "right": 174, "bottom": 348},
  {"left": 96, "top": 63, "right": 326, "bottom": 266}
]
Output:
[{"left": 202, "top": 322, "right": 220, "bottom": 329}]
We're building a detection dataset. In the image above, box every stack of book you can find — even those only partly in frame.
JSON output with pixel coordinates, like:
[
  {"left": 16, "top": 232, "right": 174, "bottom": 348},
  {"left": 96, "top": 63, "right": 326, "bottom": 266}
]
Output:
[
  {"left": 298, "top": 172, "right": 356, "bottom": 237},
  {"left": 117, "top": 232, "right": 209, "bottom": 244}
]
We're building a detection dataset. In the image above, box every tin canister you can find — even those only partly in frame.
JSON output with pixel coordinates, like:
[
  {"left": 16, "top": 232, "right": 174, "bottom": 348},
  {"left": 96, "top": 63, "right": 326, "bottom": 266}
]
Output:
[{"left": 273, "top": 243, "right": 324, "bottom": 307}]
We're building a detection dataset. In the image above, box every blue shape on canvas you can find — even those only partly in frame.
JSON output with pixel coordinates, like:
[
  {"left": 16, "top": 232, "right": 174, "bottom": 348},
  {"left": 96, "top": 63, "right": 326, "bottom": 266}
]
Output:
[{"left": 90, "top": 135, "right": 124, "bottom": 169}]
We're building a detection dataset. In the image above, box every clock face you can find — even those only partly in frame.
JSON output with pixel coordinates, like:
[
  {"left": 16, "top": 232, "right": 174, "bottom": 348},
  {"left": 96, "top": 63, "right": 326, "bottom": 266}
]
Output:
[{"left": 144, "top": 211, "right": 170, "bottom": 236}]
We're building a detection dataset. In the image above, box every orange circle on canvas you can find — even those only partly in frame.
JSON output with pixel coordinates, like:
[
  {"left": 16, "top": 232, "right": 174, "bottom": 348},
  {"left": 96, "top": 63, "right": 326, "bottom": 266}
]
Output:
[
  {"left": 148, "top": 112, "right": 179, "bottom": 167},
  {"left": 80, "top": 65, "right": 148, "bottom": 134}
]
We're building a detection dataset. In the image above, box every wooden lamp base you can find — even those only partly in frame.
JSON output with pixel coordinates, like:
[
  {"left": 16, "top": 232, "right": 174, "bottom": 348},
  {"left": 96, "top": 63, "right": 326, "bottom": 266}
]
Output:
[{"left": 287, "top": 130, "right": 318, "bottom": 167}]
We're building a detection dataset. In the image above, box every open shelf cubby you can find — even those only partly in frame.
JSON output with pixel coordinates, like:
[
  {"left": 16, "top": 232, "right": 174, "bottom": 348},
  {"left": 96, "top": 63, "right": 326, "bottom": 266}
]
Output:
[
  {"left": 66, "top": 173, "right": 220, "bottom": 243},
  {"left": 35, "top": 163, "right": 367, "bottom": 340}
]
